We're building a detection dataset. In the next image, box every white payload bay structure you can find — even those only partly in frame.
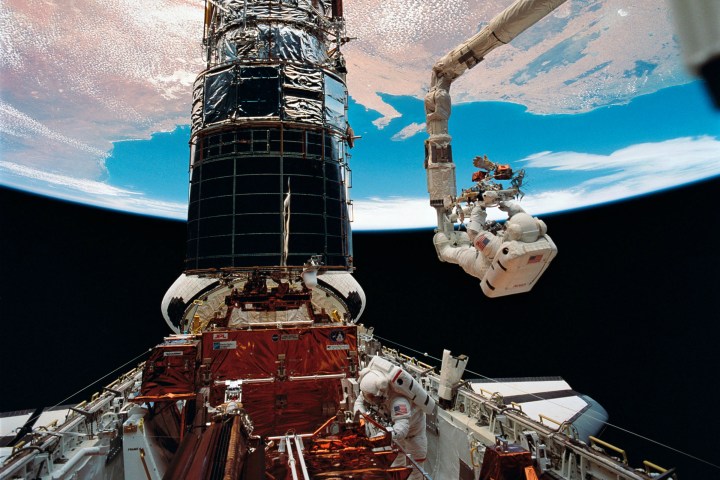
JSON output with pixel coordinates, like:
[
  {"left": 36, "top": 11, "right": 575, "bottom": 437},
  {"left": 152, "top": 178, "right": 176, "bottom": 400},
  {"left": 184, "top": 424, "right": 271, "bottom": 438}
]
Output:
[{"left": 424, "top": 0, "right": 562, "bottom": 297}]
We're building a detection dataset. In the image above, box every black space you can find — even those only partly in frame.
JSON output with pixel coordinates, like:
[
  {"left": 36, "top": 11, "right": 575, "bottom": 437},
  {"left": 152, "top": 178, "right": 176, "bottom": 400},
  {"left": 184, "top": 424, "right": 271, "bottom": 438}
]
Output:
[{"left": 1, "top": 181, "right": 719, "bottom": 477}]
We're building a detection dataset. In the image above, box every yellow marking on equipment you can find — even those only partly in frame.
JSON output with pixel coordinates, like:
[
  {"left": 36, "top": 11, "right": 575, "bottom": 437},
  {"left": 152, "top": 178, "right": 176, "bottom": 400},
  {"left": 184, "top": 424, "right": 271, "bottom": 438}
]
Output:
[
  {"left": 643, "top": 460, "right": 667, "bottom": 473},
  {"left": 589, "top": 435, "right": 628, "bottom": 464}
]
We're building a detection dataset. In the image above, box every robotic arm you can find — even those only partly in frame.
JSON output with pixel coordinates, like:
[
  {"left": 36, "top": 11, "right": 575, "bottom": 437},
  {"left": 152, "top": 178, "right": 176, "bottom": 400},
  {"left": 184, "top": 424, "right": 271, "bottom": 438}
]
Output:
[{"left": 424, "top": 0, "right": 565, "bottom": 296}]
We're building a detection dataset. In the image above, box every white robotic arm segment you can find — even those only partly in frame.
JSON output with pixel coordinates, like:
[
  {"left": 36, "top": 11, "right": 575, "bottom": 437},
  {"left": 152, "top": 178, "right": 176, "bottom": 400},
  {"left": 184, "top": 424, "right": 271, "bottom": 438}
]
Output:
[
  {"left": 489, "top": 0, "right": 567, "bottom": 43},
  {"left": 432, "top": 0, "right": 566, "bottom": 85},
  {"left": 424, "top": 85, "right": 452, "bottom": 127},
  {"left": 429, "top": 0, "right": 567, "bottom": 105}
]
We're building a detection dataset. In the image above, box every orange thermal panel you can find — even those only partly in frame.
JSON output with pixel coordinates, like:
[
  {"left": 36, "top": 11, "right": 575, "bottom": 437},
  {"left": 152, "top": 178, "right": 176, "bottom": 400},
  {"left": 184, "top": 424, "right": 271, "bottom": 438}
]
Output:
[
  {"left": 203, "top": 325, "right": 357, "bottom": 381},
  {"left": 141, "top": 341, "right": 199, "bottom": 398}
]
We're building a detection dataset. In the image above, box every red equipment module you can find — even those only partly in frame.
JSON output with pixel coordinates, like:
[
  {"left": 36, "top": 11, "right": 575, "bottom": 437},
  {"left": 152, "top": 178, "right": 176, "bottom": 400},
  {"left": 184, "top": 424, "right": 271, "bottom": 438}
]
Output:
[{"left": 202, "top": 325, "right": 358, "bottom": 437}]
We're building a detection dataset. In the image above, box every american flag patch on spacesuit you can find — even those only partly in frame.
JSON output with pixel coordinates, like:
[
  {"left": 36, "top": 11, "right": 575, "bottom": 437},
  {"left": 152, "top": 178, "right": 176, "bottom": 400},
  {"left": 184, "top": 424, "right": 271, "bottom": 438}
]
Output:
[
  {"left": 527, "top": 254, "right": 543, "bottom": 264},
  {"left": 477, "top": 235, "right": 490, "bottom": 250},
  {"left": 394, "top": 404, "right": 408, "bottom": 415}
]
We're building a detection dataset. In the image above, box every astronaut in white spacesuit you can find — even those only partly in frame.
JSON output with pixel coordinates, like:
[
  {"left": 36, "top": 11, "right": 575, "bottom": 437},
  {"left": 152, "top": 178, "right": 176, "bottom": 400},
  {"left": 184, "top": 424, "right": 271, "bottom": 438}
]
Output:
[
  {"left": 354, "top": 369, "right": 428, "bottom": 479},
  {"left": 432, "top": 196, "right": 554, "bottom": 298}
]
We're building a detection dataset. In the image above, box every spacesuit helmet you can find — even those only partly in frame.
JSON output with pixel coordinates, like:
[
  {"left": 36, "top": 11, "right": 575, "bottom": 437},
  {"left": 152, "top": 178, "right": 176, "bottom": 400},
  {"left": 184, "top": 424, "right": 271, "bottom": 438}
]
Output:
[
  {"left": 359, "top": 369, "right": 388, "bottom": 402},
  {"left": 505, "top": 212, "right": 543, "bottom": 243}
]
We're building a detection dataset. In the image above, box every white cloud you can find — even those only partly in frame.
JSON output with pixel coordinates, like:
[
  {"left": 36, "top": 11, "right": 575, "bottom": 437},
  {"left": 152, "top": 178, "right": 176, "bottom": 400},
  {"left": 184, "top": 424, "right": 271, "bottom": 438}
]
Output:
[
  {"left": 4, "top": 136, "right": 717, "bottom": 230},
  {"left": 353, "top": 136, "right": 720, "bottom": 229},
  {"left": 352, "top": 195, "right": 517, "bottom": 230},
  {"left": 522, "top": 136, "right": 720, "bottom": 188},
  {"left": 0, "top": 161, "right": 187, "bottom": 219},
  {"left": 0, "top": 101, "right": 110, "bottom": 158},
  {"left": 392, "top": 122, "right": 426, "bottom": 141},
  {"left": 352, "top": 197, "right": 434, "bottom": 230}
]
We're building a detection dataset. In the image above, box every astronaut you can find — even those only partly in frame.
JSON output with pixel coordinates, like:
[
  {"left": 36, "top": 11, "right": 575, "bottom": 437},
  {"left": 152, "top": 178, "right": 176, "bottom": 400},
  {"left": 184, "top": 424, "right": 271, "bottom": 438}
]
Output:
[
  {"left": 354, "top": 369, "right": 428, "bottom": 479},
  {"left": 433, "top": 197, "right": 550, "bottom": 283}
]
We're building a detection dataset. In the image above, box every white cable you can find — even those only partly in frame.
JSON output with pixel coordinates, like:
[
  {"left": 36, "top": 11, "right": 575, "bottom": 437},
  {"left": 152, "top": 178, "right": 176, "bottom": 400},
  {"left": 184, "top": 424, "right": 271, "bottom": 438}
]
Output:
[
  {"left": 372, "top": 333, "right": 720, "bottom": 472},
  {"left": 23, "top": 349, "right": 151, "bottom": 427}
]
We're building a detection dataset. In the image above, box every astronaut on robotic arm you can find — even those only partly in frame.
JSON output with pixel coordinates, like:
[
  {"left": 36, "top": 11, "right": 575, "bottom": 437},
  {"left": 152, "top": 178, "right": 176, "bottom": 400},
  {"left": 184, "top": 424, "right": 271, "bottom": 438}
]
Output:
[
  {"left": 433, "top": 191, "right": 557, "bottom": 297},
  {"left": 353, "top": 357, "right": 434, "bottom": 480}
]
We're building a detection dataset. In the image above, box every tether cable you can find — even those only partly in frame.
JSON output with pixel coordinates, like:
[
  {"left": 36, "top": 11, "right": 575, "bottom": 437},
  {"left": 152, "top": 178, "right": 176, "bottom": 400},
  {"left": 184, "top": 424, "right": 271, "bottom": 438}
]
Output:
[
  {"left": 17, "top": 348, "right": 152, "bottom": 432},
  {"left": 373, "top": 333, "right": 720, "bottom": 472}
]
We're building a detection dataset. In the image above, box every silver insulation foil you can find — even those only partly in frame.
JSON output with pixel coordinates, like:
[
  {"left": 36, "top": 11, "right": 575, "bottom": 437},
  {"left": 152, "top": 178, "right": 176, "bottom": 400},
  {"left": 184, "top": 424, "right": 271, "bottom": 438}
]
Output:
[
  {"left": 219, "top": 0, "right": 329, "bottom": 26},
  {"left": 192, "top": 0, "right": 346, "bottom": 133},
  {"left": 284, "top": 65, "right": 323, "bottom": 124},
  {"left": 193, "top": 65, "right": 346, "bottom": 133},
  {"left": 217, "top": 25, "right": 328, "bottom": 65},
  {"left": 203, "top": 66, "right": 235, "bottom": 124},
  {"left": 324, "top": 74, "right": 346, "bottom": 130},
  {"left": 284, "top": 64, "right": 323, "bottom": 90},
  {"left": 191, "top": 76, "right": 204, "bottom": 132},
  {"left": 284, "top": 96, "right": 323, "bottom": 123}
]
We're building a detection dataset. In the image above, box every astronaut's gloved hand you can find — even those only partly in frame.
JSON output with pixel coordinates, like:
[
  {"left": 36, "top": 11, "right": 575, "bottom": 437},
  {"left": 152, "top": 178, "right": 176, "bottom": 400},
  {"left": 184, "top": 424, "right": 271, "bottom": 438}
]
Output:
[
  {"left": 433, "top": 232, "right": 450, "bottom": 249},
  {"left": 471, "top": 204, "right": 487, "bottom": 223},
  {"left": 386, "top": 425, "right": 396, "bottom": 441},
  {"left": 482, "top": 190, "right": 499, "bottom": 205},
  {"left": 498, "top": 200, "right": 525, "bottom": 217},
  {"left": 466, "top": 205, "right": 487, "bottom": 241}
]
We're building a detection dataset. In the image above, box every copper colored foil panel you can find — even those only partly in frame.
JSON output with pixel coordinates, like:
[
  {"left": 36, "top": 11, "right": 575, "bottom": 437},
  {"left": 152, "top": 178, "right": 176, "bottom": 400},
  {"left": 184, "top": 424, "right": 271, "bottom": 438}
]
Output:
[
  {"left": 479, "top": 444, "right": 533, "bottom": 480},
  {"left": 202, "top": 326, "right": 357, "bottom": 380},
  {"left": 141, "top": 341, "right": 199, "bottom": 398},
  {"left": 242, "top": 379, "right": 342, "bottom": 437},
  {"left": 201, "top": 326, "right": 356, "bottom": 436}
]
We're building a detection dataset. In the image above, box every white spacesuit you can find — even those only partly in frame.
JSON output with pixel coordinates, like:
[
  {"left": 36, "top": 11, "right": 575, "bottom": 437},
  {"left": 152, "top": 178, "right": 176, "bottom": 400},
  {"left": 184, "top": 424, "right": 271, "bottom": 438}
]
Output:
[
  {"left": 434, "top": 199, "right": 557, "bottom": 297},
  {"left": 354, "top": 369, "right": 428, "bottom": 480}
]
